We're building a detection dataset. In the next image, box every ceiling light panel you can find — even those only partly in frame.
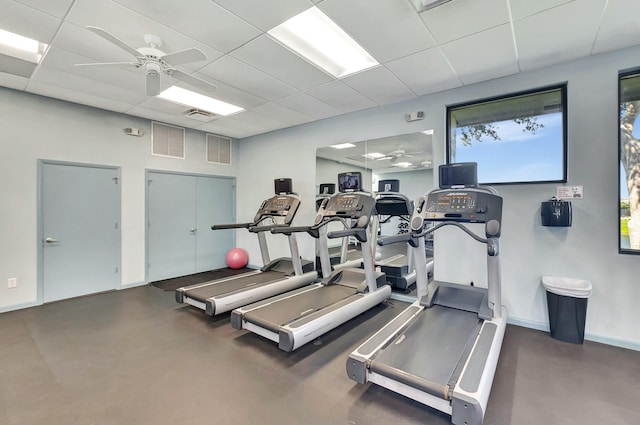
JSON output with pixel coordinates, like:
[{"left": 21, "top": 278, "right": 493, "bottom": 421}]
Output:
[
  {"left": 158, "top": 86, "right": 244, "bottom": 116},
  {"left": 330, "top": 143, "right": 356, "bottom": 149},
  {"left": 0, "top": 28, "right": 47, "bottom": 63},
  {"left": 268, "top": 6, "right": 379, "bottom": 78}
]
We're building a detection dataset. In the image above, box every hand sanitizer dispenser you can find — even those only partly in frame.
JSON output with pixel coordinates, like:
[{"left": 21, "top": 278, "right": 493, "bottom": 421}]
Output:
[{"left": 541, "top": 198, "right": 572, "bottom": 227}]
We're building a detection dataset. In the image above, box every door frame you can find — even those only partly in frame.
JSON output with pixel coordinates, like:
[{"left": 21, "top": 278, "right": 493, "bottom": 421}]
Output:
[
  {"left": 37, "top": 160, "right": 122, "bottom": 304},
  {"left": 144, "top": 169, "right": 236, "bottom": 283}
]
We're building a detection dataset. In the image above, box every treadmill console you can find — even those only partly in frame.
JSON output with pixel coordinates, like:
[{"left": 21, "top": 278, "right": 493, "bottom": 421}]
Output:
[
  {"left": 254, "top": 194, "right": 301, "bottom": 225},
  {"left": 318, "top": 193, "right": 376, "bottom": 224},
  {"left": 411, "top": 190, "right": 502, "bottom": 236}
]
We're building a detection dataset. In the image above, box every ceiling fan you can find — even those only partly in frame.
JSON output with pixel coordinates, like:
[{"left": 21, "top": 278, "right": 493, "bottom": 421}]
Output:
[
  {"left": 75, "top": 26, "right": 217, "bottom": 96},
  {"left": 380, "top": 149, "right": 420, "bottom": 164}
]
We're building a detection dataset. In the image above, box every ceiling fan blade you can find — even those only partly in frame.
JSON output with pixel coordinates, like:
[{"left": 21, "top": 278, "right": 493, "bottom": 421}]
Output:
[
  {"left": 161, "top": 48, "right": 207, "bottom": 66},
  {"left": 146, "top": 71, "right": 161, "bottom": 96},
  {"left": 75, "top": 61, "right": 139, "bottom": 68},
  {"left": 390, "top": 156, "right": 399, "bottom": 164},
  {"left": 169, "top": 69, "right": 217, "bottom": 93},
  {"left": 86, "top": 26, "right": 141, "bottom": 58}
]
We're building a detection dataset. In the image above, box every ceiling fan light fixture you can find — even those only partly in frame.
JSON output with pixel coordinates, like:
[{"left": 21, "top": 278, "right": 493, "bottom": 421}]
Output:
[
  {"left": 158, "top": 86, "right": 244, "bottom": 116},
  {"left": 268, "top": 7, "right": 379, "bottom": 78}
]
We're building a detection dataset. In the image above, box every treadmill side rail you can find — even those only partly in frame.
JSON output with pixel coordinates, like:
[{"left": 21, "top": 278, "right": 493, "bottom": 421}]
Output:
[{"left": 451, "top": 306, "right": 507, "bottom": 425}]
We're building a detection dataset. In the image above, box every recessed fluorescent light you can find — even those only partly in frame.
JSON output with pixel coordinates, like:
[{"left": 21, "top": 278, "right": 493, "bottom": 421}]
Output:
[
  {"left": 422, "top": 129, "right": 434, "bottom": 135},
  {"left": 268, "top": 7, "right": 379, "bottom": 78},
  {"left": 363, "top": 152, "right": 386, "bottom": 159},
  {"left": 392, "top": 162, "right": 414, "bottom": 168},
  {"left": 330, "top": 143, "right": 356, "bottom": 149},
  {"left": 0, "top": 28, "right": 47, "bottom": 63},
  {"left": 409, "top": 0, "right": 453, "bottom": 13},
  {"left": 157, "top": 86, "right": 244, "bottom": 116}
]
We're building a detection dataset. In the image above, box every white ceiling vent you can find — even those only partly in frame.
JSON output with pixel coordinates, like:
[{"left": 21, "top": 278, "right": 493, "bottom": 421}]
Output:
[
  {"left": 207, "top": 134, "right": 232, "bottom": 165},
  {"left": 151, "top": 122, "right": 185, "bottom": 159},
  {"left": 184, "top": 108, "right": 217, "bottom": 122}
]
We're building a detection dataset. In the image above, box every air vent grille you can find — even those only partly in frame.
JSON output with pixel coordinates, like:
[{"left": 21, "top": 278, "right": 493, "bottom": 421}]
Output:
[
  {"left": 207, "top": 134, "right": 232, "bottom": 165},
  {"left": 152, "top": 122, "right": 185, "bottom": 159},
  {"left": 185, "top": 108, "right": 217, "bottom": 122}
]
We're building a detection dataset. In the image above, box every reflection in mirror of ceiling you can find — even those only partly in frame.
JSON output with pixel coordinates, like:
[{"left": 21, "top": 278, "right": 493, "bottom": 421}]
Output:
[{"left": 317, "top": 131, "right": 434, "bottom": 173}]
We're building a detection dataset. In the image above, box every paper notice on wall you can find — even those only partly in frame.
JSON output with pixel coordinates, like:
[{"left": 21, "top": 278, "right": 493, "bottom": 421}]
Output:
[{"left": 556, "top": 185, "right": 583, "bottom": 200}]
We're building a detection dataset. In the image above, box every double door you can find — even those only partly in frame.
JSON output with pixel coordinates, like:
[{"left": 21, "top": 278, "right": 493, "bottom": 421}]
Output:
[{"left": 147, "top": 172, "right": 235, "bottom": 282}]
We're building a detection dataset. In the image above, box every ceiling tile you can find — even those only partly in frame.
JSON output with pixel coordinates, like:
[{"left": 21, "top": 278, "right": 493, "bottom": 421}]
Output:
[
  {"left": 13, "top": 0, "right": 75, "bottom": 18},
  {"left": 515, "top": 0, "right": 606, "bottom": 72},
  {"left": 419, "top": 0, "right": 509, "bottom": 44},
  {"left": 30, "top": 65, "right": 147, "bottom": 105},
  {"left": 194, "top": 113, "right": 278, "bottom": 139},
  {"left": 0, "top": 0, "right": 62, "bottom": 43},
  {"left": 185, "top": 73, "right": 268, "bottom": 109},
  {"left": 124, "top": 105, "right": 202, "bottom": 128},
  {"left": 275, "top": 92, "right": 342, "bottom": 120},
  {"left": 318, "top": 0, "right": 436, "bottom": 63},
  {"left": 592, "top": 0, "right": 640, "bottom": 55},
  {"left": 199, "top": 55, "right": 298, "bottom": 101},
  {"left": 440, "top": 24, "right": 517, "bottom": 85},
  {"left": 230, "top": 35, "right": 333, "bottom": 90},
  {"left": 509, "top": 0, "right": 575, "bottom": 20},
  {"left": 250, "top": 102, "right": 314, "bottom": 126},
  {"left": 305, "top": 80, "right": 376, "bottom": 113},
  {"left": 111, "top": 0, "right": 261, "bottom": 53},
  {"left": 386, "top": 47, "right": 461, "bottom": 95},
  {"left": 341, "top": 66, "right": 416, "bottom": 105},
  {"left": 27, "top": 81, "right": 135, "bottom": 113},
  {"left": 214, "top": 0, "right": 314, "bottom": 31},
  {"left": 0, "top": 72, "right": 28, "bottom": 90}
]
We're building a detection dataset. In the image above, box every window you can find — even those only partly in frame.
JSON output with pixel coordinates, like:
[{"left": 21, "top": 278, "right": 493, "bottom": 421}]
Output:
[
  {"left": 619, "top": 70, "right": 640, "bottom": 254},
  {"left": 447, "top": 85, "right": 567, "bottom": 185}
]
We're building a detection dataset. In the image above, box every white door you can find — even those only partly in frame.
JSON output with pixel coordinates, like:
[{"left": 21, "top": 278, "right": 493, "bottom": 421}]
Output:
[{"left": 42, "top": 163, "right": 120, "bottom": 302}]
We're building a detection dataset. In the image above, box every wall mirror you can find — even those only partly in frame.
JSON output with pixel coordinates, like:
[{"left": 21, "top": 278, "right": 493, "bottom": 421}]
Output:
[
  {"left": 315, "top": 131, "right": 435, "bottom": 201},
  {"left": 315, "top": 131, "right": 436, "bottom": 252}
]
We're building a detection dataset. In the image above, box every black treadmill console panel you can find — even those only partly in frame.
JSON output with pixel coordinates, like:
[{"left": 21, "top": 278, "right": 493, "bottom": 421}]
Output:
[
  {"left": 254, "top": 194, "right": 301, "bottom": 225},
  {"left": 319, "top": 193, "right": 376, "bottom": 225},
  {"left": 414, "top": 190, "right": 503, "bottom": 236}
]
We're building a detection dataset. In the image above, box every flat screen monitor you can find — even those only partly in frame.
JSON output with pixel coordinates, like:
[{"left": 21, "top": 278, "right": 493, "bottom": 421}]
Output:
[
  {"left": 319, "top": 183, "right": 335, "bottom": 195},
  {"left": 338, "top": 172, "right": 362, "bottom": 192},
  {"left": 274, "top": 178, "right": 293, "bottom": 194},
  {"left": 378, "top": 179, "right": 400, "bottom": 193},
  {"left": 439, "top": 162, "right": 478, "bottom": 188}
]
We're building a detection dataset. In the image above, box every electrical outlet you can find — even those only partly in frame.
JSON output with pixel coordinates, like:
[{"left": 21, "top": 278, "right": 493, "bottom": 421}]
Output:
[{"left": 8, "top": 278, "right": 17, "bottom": 288}]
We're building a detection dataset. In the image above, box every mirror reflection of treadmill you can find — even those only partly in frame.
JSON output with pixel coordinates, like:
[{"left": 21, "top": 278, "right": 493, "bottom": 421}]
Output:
[{"left": 347, "top": 163, "right": 507, "bottom": 425}]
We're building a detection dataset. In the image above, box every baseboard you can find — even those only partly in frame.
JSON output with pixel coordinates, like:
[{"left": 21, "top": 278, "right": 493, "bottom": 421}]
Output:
[
  {"left": 0, "top": 301, "right": 39, "bottom": 314},
  {"left": 507, "top": 317, "right": 640, "bottom": 352}
]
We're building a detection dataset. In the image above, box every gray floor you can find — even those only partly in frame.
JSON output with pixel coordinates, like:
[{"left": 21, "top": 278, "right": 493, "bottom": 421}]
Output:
[{"left": 1, "top": 285, "right": 639, "bottom": 425}]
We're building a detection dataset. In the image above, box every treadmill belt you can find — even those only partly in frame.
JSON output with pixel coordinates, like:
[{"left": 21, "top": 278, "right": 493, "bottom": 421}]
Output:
[
  {"left": 370, "top": 305, "right": 481, "bottom": 399},
  {"left": 184, "top": 270, "right": 286, "bottom": 302},
  {"left": 150, "top": 267, "right": 251, "bottom": 291},
  {"left": 243, "top": 285, "right": 356, "bottom": 333}
]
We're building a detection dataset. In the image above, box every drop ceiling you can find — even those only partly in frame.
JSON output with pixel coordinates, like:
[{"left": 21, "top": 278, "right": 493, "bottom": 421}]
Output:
[{"left": 1, "top": 0, "right": 639, "bottom": 139}]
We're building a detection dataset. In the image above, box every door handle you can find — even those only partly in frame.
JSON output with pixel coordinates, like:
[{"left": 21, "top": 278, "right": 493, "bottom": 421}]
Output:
[
  {"left": 45, "top": 237, "right": 59, "bottom": 243},
  {"left": 190, "top": 228, "right": 197, "bottom": 233}
]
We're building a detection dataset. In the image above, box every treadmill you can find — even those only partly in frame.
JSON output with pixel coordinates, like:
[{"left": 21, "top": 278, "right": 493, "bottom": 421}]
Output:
[
  {"left": 231, "top": 171, "right": 392, "bottom": 352},
  {"left": 373, "top": 179, "right": 432, "bottom": 291},
  {"left": 347, "top": 163, "right": 507, "bottom": 425},
  {"left": 175, "top": 178, "right": 317, "bottom": 316}
]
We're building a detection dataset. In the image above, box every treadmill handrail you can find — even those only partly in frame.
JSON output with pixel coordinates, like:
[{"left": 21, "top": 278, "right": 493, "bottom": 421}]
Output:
[
  {"left": 211, "top": 222, "right": 252, "bottom": 230},
  {"left": 248, "top": 224, "right": 289, "bottom": 233},
  {"left": 328, "top": 228, "right": 369, "bottom": 243},
  {"left": 415, "top": 221, "right": 487, "bottom": 244}
]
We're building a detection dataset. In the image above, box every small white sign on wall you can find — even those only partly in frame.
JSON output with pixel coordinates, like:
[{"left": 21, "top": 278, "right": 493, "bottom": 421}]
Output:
[{"left": 556, "top": 185, "right": 584, "bottom": 199}]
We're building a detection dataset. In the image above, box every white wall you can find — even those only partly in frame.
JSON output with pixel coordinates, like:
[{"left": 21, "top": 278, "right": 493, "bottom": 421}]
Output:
[
  {"left": 0, "top": 88, "right": 238, "bottom": 311},
  {"left": 236, "top": 45, "right": 640, "bottom": 350}
]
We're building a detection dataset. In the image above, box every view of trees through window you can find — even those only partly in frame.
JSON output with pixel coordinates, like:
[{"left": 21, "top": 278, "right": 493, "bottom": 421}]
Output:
[
  {"left": 619, "top": 71, "right": 640, "bottom": 253},
  {"left": 447, "top": 85, "right": 566, "bottom": 185}
]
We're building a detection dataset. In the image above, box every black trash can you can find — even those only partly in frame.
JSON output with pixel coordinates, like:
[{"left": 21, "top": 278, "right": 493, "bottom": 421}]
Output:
[{"left": 542, "top": 276, "right": 592, "bottom": 344}]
